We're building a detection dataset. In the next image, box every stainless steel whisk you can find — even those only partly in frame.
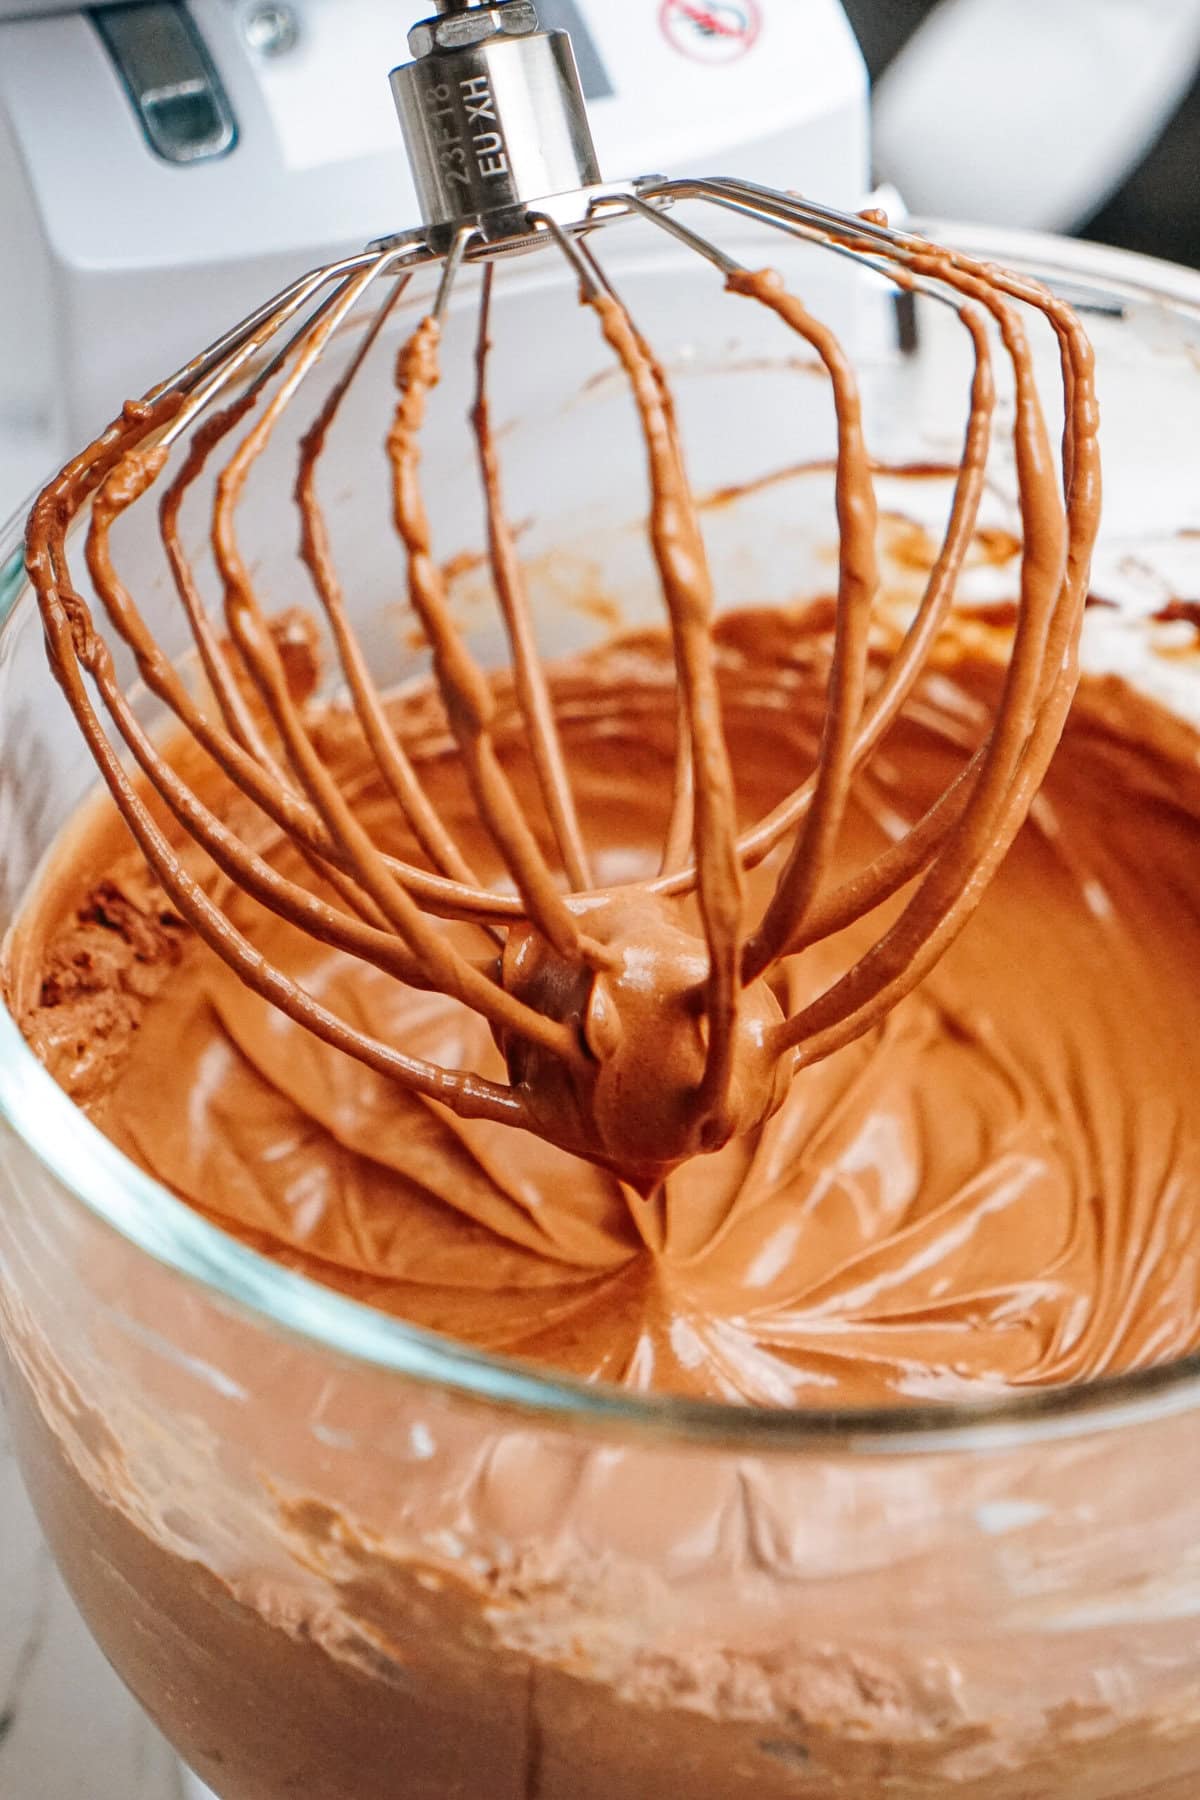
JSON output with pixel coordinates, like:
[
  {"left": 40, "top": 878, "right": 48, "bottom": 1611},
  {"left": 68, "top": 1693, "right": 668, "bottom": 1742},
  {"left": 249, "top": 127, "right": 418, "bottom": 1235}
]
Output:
[{"left": 27, "top": 0, "right": 1100, "bottom": 1190}]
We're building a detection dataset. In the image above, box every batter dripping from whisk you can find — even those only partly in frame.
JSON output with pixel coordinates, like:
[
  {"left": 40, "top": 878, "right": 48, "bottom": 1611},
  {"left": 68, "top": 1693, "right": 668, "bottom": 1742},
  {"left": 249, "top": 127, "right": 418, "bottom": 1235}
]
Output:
[{"left": 17, "top": 230, "right": 1098, "bottom": 1197}]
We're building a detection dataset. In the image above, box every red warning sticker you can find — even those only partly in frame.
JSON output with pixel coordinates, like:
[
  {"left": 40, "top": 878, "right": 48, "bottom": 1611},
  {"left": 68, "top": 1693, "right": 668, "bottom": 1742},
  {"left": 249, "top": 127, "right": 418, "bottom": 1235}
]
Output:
[{"left": 660, "top": 0, "right": 763, "bottom": 64}]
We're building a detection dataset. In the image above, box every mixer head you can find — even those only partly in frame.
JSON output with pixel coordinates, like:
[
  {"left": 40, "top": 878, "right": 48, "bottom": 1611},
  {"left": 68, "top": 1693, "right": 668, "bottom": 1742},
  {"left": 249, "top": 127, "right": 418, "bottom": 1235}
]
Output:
[{"left": 25, "top": 0, "right": 1100, "bottom": 1191}]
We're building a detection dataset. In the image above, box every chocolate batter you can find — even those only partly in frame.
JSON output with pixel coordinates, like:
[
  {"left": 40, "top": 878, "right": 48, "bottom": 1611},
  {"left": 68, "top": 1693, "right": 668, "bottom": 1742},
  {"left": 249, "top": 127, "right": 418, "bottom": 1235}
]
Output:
[{"left": 11, "top": 606, "right": 1200, "bottom": 1408}]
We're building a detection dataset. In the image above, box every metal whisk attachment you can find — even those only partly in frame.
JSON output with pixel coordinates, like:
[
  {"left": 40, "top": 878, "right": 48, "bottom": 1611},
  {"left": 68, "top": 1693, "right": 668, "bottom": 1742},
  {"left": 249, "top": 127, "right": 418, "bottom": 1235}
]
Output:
[{"left": 26, "top": 0, "right": 1100, "bottom": 1190}]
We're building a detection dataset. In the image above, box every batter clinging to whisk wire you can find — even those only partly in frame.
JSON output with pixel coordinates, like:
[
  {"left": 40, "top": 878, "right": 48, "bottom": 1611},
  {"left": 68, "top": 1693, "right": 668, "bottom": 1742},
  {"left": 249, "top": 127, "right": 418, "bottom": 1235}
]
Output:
[{"left": 25, "top": 0, "right": 1100, "bottom": 1192}]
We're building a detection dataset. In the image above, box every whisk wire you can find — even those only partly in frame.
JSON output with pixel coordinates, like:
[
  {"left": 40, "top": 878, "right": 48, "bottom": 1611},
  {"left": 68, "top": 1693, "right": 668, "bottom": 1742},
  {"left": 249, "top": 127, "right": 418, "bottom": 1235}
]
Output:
[
  {"left": 294, "top": 269, "right": 488, "bottom": 895},
  {"left": 388, "top": 293, "right": 601, "bottom": 966},
  {"left": 25, "top": 169, "right": 1100, "bottom": 1183},
  {"left": 472, "top": 262, "right": 594, "bottom": 892}
]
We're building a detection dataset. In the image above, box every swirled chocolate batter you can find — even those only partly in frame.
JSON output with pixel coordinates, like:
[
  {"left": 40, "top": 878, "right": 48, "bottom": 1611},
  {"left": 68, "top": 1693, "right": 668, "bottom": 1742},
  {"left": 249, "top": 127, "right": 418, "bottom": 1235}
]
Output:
[{"left": 12, "top": 605, "right": 1200, "bottom": 1407}]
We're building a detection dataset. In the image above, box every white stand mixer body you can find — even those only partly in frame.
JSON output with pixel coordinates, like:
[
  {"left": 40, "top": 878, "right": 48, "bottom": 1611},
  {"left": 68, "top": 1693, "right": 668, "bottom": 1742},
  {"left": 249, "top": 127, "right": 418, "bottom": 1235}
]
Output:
[{"left": 0, "top": 0, "right": 867, "bottom": 457}]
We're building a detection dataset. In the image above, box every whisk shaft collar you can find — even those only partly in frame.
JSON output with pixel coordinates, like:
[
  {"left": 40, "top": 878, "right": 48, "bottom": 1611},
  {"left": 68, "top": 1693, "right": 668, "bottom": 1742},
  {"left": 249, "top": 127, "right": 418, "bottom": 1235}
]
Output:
[{"left": 392, "top": 0, "right": 600, "bottom": 248}]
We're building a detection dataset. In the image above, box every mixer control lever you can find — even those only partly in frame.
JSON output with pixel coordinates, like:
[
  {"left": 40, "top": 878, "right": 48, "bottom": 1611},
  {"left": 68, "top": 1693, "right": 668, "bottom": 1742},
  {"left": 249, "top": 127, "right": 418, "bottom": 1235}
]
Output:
[{"left": 93, "top": 1, "right": 236, "bottom": 166}]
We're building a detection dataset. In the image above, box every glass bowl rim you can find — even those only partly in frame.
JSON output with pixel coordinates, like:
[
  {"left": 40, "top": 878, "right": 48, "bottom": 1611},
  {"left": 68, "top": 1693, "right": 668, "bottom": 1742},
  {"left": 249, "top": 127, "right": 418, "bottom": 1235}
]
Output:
[{"left": 5, "top": 222, "right": 1200, "bottom": 1458}]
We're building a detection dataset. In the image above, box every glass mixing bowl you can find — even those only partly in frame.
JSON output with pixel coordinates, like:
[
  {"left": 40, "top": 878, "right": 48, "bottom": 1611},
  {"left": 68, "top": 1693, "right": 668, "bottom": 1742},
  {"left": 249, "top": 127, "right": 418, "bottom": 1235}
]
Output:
[{"left": 3, "top": 224, "right": 1200, "bottom": 1800}]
